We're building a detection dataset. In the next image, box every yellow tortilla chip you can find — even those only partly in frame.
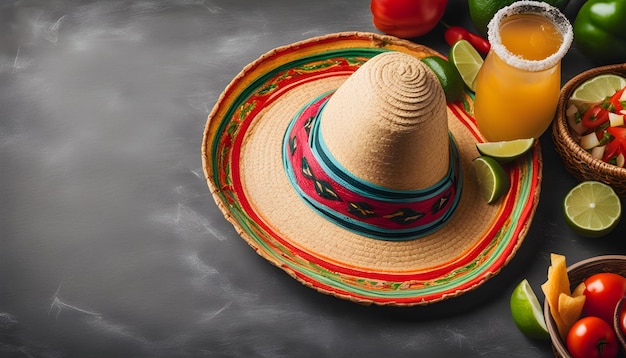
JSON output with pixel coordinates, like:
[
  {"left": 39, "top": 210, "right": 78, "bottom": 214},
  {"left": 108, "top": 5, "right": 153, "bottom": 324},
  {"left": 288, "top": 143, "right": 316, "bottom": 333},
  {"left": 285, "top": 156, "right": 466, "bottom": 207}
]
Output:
[
  {"left": 542, "top": 254, "right": 569, "bottom": 310},
  {"left": 557, "top": 293, "right": 586, "bottom": 340},
  {"left": 550, "top": 253, "right": 571, "bottom": 297},
  {"left": 541, "top": 280, "right": 564, "bottom": 336},
  {"left": 541, "top": 253, "right": 574, "bottom": 340},
  {"left": 572, "top": 282, "right": 586, "bottom": 297}
]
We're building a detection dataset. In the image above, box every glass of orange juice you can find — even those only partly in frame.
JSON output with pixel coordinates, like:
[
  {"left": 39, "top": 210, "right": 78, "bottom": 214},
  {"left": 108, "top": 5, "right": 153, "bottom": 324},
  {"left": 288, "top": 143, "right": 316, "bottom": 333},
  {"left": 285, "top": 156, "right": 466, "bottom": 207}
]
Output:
[{"left": 473, "top": 1, "right": 573, "bottom": 142}]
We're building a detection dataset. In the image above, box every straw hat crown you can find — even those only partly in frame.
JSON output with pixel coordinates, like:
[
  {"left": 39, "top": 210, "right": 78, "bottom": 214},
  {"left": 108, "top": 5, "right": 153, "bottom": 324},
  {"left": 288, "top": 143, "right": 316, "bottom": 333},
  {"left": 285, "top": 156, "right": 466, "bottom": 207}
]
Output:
[{"left": 319, "top": 51, "right": 450, "bottom": 191}]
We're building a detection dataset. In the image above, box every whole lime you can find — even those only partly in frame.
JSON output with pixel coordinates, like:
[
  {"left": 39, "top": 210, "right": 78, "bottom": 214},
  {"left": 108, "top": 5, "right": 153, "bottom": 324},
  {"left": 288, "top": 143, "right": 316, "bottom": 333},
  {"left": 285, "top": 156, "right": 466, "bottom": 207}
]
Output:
[
  {"left": 468, "top": 0, "right": 570, "bottom": 36},
  {"left": 421, "top": 56, "right": 465, "bottom": 103}
]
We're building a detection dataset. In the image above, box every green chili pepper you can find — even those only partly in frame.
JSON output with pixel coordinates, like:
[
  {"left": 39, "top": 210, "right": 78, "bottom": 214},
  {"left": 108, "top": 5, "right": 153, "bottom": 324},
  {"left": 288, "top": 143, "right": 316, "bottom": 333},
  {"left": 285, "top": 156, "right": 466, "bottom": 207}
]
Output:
[{"left": 573, "top": 0, "right": 626, "bottom": 65}]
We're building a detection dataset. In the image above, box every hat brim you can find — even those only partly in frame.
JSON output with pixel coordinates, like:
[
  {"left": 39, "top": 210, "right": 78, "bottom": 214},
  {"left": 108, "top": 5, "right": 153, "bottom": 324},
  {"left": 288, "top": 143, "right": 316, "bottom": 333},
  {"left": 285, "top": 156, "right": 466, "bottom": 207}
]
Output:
[{"left": 202, "top": 32, "right": 542, "bottom": 306}]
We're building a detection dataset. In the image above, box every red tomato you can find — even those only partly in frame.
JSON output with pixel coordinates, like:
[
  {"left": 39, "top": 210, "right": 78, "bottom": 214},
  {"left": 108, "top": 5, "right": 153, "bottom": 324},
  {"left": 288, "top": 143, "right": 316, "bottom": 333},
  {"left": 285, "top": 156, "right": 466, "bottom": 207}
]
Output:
[
  {"left": 370, "top": 0, "right": 448, "bottom": 39},
  {"left": 608, "top": 88, "right": 625, "bottom": 112},
  {"left": 607, "top": 126, "right": 626, "bottom": 148},
  {"left": 567, "top": 316, "right": 619, "bottom": 358},
  {"left": 583, "top": 272, "right": 626, "bottom": 324},
  {"left": 581, "top": 105, "right": 610, "bottom": 128},
  {"left": 602, "top": 136, "right": 624, "bottom": 163}
]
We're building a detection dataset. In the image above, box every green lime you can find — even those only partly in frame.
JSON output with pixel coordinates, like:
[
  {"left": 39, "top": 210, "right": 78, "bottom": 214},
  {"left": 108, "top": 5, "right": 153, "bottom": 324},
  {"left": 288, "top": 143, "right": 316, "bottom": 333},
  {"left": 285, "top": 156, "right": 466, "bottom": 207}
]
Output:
[
  {"left": 510, "top": 279, "right": 550, "bottom": 340},
  {"left": 563, "top": 181, "right": 622, "bottom": 238},
  {"left": 475, "top": 138, "right": 535, "bottom": 164},
  {"left": 569, "top": 74, "right": 626, "bottom": 105},
  {"left": 468, "top": 0, "right": 570, "bottom": 36},
  {"left": 449, "top": 39, "right": 484, "bottom": 92},
  {"left": 421, "top": 56, "right": 465, "bottom": 103},
  {"left": 472, "top": 155, "right": 510, "bottom": 203}
]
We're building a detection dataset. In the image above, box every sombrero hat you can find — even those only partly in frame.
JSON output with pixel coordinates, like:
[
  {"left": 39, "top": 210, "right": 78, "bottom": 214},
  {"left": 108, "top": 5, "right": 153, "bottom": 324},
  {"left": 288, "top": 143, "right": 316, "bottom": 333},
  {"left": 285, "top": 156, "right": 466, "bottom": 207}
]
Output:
[{"left": 201, "top": 32, "right": 542, "bottom": 306}]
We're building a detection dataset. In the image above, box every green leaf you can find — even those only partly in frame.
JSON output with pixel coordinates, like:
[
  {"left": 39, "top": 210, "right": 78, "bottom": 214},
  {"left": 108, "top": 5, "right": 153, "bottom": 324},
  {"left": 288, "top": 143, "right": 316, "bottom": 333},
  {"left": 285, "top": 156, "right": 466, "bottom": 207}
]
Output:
[
  {"left": 238, "top": 101, "right": 256, "bottom": 119},
  {"left": 346, "top": 57, "right": 367, "bottom": 66},
  {"left": 298, "top": 62, "right": 332, "bottom": 71},
  {"left": 257, "top": 83, "right": 277, "bottom": 96}
]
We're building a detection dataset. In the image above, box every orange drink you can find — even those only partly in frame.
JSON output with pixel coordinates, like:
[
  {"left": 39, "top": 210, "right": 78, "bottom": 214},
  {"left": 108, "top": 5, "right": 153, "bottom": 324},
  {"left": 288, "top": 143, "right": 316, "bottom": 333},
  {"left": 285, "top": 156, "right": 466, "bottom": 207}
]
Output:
[{"left": 474, "top": 1, "right": 573, "bottom": 142}]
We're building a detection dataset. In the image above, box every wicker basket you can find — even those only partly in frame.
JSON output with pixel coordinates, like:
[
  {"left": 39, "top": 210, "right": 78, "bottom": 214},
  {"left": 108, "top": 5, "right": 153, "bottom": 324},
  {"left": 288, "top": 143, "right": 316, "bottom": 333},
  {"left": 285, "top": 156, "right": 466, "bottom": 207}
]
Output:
[
  {"left": 552, "top": 63, "right": 626, "bottom": 197},
  {"left": 544, "top": 255, "right": 626, "bottom": 357}
]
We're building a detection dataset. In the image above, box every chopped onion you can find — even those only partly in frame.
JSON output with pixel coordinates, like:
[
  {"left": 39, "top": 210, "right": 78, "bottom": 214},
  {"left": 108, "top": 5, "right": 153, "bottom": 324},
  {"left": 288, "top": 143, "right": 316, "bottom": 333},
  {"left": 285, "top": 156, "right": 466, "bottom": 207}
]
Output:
[
  {"left": 609, "top": 112, "right": 625, "bottom": 127},
  {"left": 591, "top": 145, "right": 605, "bottom": 160},
  {"left": 566, "top": 104, "right": 578, "bottom": 118},
  {"left": 566, "top": 104, "right": 585, "bottom": 134},
  {"left": 617, "top": 153, "right": 625, "bottom": 168},
  {"left": 580, "top": 132, "right": 600, "bottom": 150}
]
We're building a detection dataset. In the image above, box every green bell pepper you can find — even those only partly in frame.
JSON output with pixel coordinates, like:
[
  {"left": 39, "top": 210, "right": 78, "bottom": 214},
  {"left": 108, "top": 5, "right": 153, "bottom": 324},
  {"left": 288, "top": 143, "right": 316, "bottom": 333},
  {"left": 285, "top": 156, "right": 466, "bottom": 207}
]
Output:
[{"left": 573, "top": 0, "right": 626, "bottom": 65}]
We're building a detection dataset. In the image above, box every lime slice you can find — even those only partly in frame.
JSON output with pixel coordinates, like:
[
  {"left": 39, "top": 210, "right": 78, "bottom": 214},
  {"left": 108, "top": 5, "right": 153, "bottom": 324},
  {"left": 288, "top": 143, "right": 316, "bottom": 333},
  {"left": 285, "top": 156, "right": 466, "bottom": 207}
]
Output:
[
  {"left": 569, "top": 74, "right": 626, "bottom": 105},
  {"left": 472, "top": 156, "right": 510, "bottom": 203},
  {"left": 421, "top": 56, "right": 465, "bottom": 103},
  {"left": 510, "top": 279, "right": 550, "bottom": 340},
  {"left": 563, "top": 181, "right": 622, "bottom": 238},
  {"left": 476, "top": 138, "right": 535, "bottom": 164},
  {"left": 449, "top": 39, "right": 484, "bottom": 92}
]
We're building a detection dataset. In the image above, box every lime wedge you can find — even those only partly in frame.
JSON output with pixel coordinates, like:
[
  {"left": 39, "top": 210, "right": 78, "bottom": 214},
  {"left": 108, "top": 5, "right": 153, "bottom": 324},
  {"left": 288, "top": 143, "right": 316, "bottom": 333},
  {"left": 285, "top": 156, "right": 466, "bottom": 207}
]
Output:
[
  {"left": 563, "top": 181, "right": 622, "bottom": 238},
  {"left": 510, "top": 279, "right": 550, "bottom": 340},
  {"left": 472, "top": 156, "right": 510, "bottom": 203},
  {"left": 569, "top": 74, "right": 626, "bottom": 105},
  {"left": 476, "top": 138, "right": 535, "bottom": 164},
  {"left": 449, "top": 39, "right": 484, "bottom": 92}
]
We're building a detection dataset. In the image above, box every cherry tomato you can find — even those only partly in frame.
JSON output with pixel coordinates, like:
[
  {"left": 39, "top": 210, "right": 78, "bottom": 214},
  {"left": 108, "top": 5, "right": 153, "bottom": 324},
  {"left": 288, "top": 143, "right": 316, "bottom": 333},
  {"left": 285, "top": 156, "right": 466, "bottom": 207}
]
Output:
[
  {"left": 583, "top": 272, "right": 626, "bottom": 324},
  {"left": 581, "top": 105, "right": 610, "bottom": 128},
  {"left": 567, "top": 316, "right": 619, "bottom": 358},
  {"left": 370, "top": 0, "right": 448, "bottom": 39}
]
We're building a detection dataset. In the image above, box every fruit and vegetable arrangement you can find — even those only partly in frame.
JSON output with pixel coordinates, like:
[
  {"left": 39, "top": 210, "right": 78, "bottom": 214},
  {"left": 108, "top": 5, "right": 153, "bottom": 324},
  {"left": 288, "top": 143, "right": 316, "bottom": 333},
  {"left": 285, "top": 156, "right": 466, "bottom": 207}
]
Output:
[
  {"left": 510, "top": 254, "right": 626, "bottom": 357},
  {"left": 368, "top": 0, "right": 625, "bottom": 353},
  {"left": 566, "top": 74, "right": 626, "bottom": 168},
  {"left": 370, "top": 0, "right": 626, "bottom": 208},
  {"left": 515, "top": 254, "right": 626, "bottom": 358},
  {"left": 369, "top": 0, "right": 626, "bottom": 200},
  {"left": 371, "top": 0, "right": 626, "bottom": 65}
]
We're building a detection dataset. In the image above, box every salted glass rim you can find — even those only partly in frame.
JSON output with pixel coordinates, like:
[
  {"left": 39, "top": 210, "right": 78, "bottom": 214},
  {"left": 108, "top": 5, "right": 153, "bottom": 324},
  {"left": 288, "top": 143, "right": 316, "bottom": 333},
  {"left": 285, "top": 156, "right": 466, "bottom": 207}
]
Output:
[{"left": 487, "top": 0, "right": 573, "bottom": 72}]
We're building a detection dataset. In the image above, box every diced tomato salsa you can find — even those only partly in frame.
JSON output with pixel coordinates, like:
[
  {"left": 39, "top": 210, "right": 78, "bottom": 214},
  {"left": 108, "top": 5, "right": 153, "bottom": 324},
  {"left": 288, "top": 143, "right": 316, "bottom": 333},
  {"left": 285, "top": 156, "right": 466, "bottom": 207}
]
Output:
[{"left": 567, "top": 85, "right": 626, "bottom": 167}]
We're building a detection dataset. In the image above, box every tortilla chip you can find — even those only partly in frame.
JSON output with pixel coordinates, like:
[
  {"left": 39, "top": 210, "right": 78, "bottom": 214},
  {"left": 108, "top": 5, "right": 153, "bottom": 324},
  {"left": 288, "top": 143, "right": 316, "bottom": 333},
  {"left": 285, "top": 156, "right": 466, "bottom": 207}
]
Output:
[
  {"left": 550, "top": 253, "right": 571, "bottom": 297},
  {"left": 542, "top": 255, "right": 569, "bottom": 310},
  {"left": 541, "top": 280, "right": 564, "bottom": 336},
  {"left": 541, "top": 253, "right": 574, "bottom": 340},
  {"left": 572, "top": 282, "right": 586, "bottom": 297},
  {"left": 557, "top": 293, "right": 586, "bottom": 340}
]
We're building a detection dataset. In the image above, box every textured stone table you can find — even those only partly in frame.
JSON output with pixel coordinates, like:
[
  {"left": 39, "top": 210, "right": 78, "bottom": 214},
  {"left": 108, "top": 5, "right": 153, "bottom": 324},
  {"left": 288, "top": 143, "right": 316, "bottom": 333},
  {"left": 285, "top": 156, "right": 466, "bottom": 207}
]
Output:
[{"left": 1, "top": 0, "right": 623, "bottom": 357}]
